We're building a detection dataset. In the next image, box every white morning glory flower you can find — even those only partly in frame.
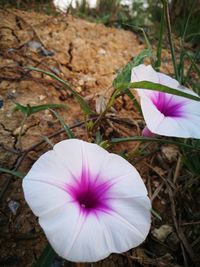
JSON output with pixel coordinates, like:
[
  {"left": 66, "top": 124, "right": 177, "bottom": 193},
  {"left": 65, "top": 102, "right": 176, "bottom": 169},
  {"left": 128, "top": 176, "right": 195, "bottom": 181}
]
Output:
[
  {"left": 131, "top": 64, "right": 200, "bottom": 138},
  {"left": 53, "top": 0, "right": 97, "bottom": 11},
  {"left": 23, "top": 139, "right": 151, "bottom": 262}
]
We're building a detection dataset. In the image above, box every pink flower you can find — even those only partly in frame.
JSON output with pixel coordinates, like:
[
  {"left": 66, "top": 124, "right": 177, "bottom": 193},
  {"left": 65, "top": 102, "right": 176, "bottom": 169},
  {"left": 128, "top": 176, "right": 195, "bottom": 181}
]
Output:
[
  {"left": 23, "top": 139, "right": 151, "bottom": 262},
  {"left": 131, "top": 64, "right": 200, "bottom": 138}
]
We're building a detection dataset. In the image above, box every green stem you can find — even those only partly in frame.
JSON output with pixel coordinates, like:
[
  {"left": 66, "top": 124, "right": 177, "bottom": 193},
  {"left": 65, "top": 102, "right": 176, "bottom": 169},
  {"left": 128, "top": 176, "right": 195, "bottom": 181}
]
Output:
[
  {"left": 155, "top": 3, "right": 165, "bottom": 71},
  {"left": 182, "top": 0, "right": 196, "bottom": 43},
  {"left": 163, "top": 0, "right": 179, "bottom": 81},
  {"left": 0, "top": 167, "right": 24, "bottom": 179}
]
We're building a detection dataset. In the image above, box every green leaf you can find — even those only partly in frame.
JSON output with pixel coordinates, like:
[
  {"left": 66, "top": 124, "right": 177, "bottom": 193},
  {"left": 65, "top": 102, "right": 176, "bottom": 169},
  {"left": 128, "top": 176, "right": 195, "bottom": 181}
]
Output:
[
  {"left": 33, "top": 244, "right": 56, "bottom": 267},
  {"left": 113, "top": 49, "right": 152, "bottom": 87},
  {"left": 14, "top": 103, "right": 68, "bottom": 117},
  {"left": 0, "top": 167, "right": 24, "bottom": 178},
  {"left": 49, "top": 109, "right": 75, "bottom": 139},
  {"left": 115, "top": 81, "right": 200, "bottom": 102},
  {"left": 111, "top": 136, "right": 200, "bottom": 150},
  {"left": 26, "top": 67, "right": 93, "bottom": 115}
]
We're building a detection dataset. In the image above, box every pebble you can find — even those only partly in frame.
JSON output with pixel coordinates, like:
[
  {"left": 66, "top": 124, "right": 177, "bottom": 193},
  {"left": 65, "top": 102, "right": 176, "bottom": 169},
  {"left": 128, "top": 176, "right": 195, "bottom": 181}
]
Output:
[
  {"left": 152, "top": 225, "right": 173, "bottom": 242},
  {"left": 8, "top": 200, "right": 20, "bottom": 215},
  {"left": 0, "top": 99, "right": 3, "bottom": 108}
]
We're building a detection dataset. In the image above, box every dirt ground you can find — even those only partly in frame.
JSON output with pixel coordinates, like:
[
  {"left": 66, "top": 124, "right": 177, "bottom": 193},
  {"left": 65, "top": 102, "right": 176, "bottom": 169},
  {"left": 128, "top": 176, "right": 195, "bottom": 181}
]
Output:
[{"left": 0, "top": 8, "right": 199, "bottom": 267}]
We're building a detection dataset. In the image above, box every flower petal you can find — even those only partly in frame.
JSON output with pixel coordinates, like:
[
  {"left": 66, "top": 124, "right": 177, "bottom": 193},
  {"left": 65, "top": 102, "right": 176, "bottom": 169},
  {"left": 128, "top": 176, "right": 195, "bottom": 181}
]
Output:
[
  {"left": 53, "top": 139, "right": 84, "bottom": 179},
  {"left": 62, "top": 214, "right": 110, "bottom": 262},
  {"left": 131, "top": 64, "right": 159, "bottom": 84},
  {"left": 99, "top": 197, "right": 151, "bottom": 253},
  {"left": 23, "top": 149, "right": 74, "bottom": 185},
  {"left": 23, "top": 180, "right": 70, "bottom": 217},
  {"left": 40, "top": 205, "right": 111, "bottom": 262},
  {"left": 39, "top": 203, "right": 83, "bottom": 259},
  {"left": 80, "top": 140, "right": 109, "bottom": 180},
  {"left": 98, "top": 153, "right": 148, "bottom": 198}
]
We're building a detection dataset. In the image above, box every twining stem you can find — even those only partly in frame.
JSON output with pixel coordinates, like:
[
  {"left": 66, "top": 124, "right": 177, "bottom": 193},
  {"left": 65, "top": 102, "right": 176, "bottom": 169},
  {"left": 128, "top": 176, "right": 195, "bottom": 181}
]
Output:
[{"left": 162, "top": 0, "right": 179, "bottom": 81}]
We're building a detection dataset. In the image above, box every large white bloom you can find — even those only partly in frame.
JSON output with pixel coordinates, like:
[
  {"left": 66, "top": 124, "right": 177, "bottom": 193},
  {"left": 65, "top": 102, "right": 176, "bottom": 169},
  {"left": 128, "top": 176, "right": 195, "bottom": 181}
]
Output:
[
  {"left": 131, "top": 64, "right": 200, "bottom": 138},
  {"left": 23, "top": 139, "right": 151, "bottom": 262},
  {"left": 53, "top": 0, "right": 97, "bottom": 11}
]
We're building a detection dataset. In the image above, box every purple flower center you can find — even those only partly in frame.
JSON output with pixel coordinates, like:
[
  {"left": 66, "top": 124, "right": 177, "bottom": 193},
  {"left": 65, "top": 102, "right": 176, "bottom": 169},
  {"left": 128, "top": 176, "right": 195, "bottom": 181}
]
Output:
[
  {"left": 152, "top": 92, "right": 185, "bottom": 117},
  {"left": 76, "top": 188, "right": 103, "bottom": 209},
  {"left": 66, "top": 168, "right": 113, "bottom": 215}
]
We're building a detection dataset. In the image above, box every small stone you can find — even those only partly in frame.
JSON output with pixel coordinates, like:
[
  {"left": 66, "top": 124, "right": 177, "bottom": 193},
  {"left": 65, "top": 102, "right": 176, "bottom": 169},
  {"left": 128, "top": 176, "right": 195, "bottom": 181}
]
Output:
[
  {"left": 161, "top": 145, "right": 179, "bottom": 162},
  {"left": 27, "top": 40, "right": 42, "bottom": 50},
  {"left": 76, "top": 86, "right": 82, "bottom": 93},
  {"left": 50, "top": 258, "right": 65, "bottom": 267},
  {"left": 40, "top": 47, "right": 55, "bottom": 57},
  {"left": 13, "top": 124, "right": 28, "bottom": 136},
  {"left": 78, "top": 79, "right": 84, "bottom": 86},
  {"left": 8, "top": 200, "right": 20, "bottom": 215},
  {"left": 152, "top": 225, "right": 173, "bottom": 242},
  {"left": 0, "top": 99, "right": 3, "bottom": 108},
  {"left": 38, "top": 95, "right": 46, "bottom": 101},
  {"left": 98, "top": 48, "right": 106, "bottom": 55}
]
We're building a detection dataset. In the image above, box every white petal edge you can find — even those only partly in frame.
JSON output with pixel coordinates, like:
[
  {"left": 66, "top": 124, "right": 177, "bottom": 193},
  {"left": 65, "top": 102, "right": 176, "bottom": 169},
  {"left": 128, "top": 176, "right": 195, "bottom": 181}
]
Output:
[
  {"left": 23, "top": 180, "right": 71, "bottom": 217},
  {"left": 99, "top": 197, "right": 151, "bottom": 255}
]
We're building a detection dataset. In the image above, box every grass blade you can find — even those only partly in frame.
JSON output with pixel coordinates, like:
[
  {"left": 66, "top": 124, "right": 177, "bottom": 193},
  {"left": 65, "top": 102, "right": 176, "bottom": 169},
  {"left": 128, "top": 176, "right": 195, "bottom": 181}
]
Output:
[
  {"left": 154, "top": 3, "right": 165, "bottom": 71},
  {"left": 115, "top": 81, "right": 200, "bottom": 101},
  {"left": 0, "top": 167, "right": 24, "bottom": 178},
  {"left": 111, "top": 136, "right": 199, "bottom": 150},
  {"left": 26, "top": 67, "right": 93, "bottom": 115},
  {"left": 184, "top": 50, "right": 200, "bottom": 78},
  {"left": 162, "top": 0, "right": 179, "bottom": 81},
  {"left": 49, "top": 109, "right": 75, "bottom": 139},
  {"left": 151, "top": 208, "right": 162, "bottom": 221},
  {"left": 14, "top": 103, "right": 68, "bottom": 116}
]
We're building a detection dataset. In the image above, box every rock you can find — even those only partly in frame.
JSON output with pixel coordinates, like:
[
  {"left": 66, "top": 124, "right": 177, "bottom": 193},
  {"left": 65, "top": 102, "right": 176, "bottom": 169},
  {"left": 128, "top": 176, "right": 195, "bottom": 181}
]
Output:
[
  {"left": 161, "top": 145, "right": 179, "bottom": 163},
  {"left": 8, "top": 200, "right": 20, "bottom": 215},
  {"left": 152, "top": 225, "right": 173, "bottom": 242},
  {"left": 98, "top": 48, "right": 106, "bottom": 55},
  {"left": 13, "top": 124, "right": 28, "bottom": 136},
  {"left": 0, "top": 99, "right": 3, "bottom": 108},
  {"left": 27, "top": 40, "right": 42, "bottom": 50}
]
